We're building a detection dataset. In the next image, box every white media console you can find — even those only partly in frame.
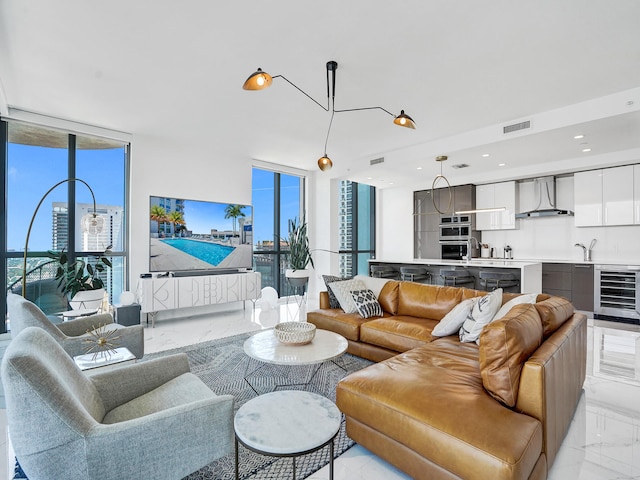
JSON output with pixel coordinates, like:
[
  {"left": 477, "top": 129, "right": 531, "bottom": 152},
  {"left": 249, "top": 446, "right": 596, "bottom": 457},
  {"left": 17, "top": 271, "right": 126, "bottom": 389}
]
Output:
[{"left": 136, "top": 271, "right": 261, "bottom": 327}]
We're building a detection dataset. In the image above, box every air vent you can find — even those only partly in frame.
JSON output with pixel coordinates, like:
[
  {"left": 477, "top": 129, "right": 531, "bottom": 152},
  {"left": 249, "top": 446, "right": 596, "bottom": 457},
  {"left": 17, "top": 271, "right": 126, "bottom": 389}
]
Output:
[
  {"left": 451, "top": 163, "right": 469, "bottom": 169},
  {"left": 503, "top": 120, "right": 531, "bottom": 134},
  {"left": 370, "top": 157, "right": 384, "bottom": 165}
]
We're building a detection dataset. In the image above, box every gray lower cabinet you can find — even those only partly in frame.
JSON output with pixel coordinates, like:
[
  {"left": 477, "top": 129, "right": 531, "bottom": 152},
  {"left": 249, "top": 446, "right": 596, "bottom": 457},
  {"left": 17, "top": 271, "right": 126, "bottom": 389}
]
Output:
[
  {"left": 542, "top": 263, "right": 594, "bottom": 311},
  {"left": 572, "top": 264, "right": 594, "bottom": 311}
]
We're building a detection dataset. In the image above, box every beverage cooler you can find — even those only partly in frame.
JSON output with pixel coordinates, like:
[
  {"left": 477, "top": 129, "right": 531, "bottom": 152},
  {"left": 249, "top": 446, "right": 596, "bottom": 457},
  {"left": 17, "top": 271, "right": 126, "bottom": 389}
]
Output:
[{"left": 594, "top": 265, "right": 640, "bottom": 324}]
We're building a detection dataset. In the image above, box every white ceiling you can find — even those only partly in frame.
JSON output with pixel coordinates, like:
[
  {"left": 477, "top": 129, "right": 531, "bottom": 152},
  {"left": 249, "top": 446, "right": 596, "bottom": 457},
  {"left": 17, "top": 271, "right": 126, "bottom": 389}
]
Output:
[{"left": 1, "top": 0, "right": 639, "bottom": 189}]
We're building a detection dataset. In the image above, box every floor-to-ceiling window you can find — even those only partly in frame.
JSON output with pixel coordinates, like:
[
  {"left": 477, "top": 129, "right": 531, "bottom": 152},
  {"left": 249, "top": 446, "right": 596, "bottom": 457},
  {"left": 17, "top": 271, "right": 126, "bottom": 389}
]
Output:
[
  {"left": 252, "top": 167, "right": 304, "bottom": 295},
  {"left": 1, "top": 119, "right": 130, "bottom": 333},
  {"left": 339, "top": 180, "right": 376, "bottom": 277}
]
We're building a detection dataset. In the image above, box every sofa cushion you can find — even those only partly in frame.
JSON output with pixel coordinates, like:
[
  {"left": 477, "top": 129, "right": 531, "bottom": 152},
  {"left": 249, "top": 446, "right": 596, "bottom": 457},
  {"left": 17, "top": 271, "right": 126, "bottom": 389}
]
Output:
[
  {"left": 479, "top": 304, "right": 543, "bottom": 407},
  {"left": 323, "top": 275, "right": 351, "bottom": 309},
  {"left": 307, "top": 310, "right": 373, "bottom": 342},
  {"left": 337, "top": 342, "right": 544, "bottom": 480},
  {"left": 360, "top": 316, "right": 438, "bottom": 352},
  {"left": 432, "top": 297, "right": 478, "bottom": 337},
  {"left": 459, "top": 288, "right": 503, "bottom": 343},
  {"left": 376, "top": 280, "right": 400, "bottom": 315},
  {"left": 351, "top": 289, "right": 383, "bottom": 318},
  {"left": 534, "top": 296, "right": 575, "bottom": 338},
  {"left": 396, "top": 283, "right": 466, "bottom": 320},
  {"left": 493, "top": 292, "right": 538, "bottom": 321},
  {"left": 354, "top": 275, "right": 391, "bottom": 298},
  {"left": 328, "top": 278, "right": 366, "bottom": 313}
]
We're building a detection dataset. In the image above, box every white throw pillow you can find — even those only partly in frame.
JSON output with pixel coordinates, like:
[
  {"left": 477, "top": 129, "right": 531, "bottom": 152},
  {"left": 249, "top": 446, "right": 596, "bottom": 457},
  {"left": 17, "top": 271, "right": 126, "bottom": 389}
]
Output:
[
  {"left": 354, "top": 274, "right": 390, "bottom": 298},
  {"left": 329, "top": 278, "right": 367, "bottom": 314},
  {"left": 493, "top": 293, "right": 538, "bottom": 321},
  {"left": 432, "top": 298, "right": 478, "bottom": 337},
  {"left": 459, "top": 288, "right": 503, "bottom": 343}
]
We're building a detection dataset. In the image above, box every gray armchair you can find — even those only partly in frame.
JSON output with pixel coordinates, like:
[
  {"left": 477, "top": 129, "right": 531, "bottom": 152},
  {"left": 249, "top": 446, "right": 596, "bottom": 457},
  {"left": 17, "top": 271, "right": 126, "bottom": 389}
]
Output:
[
  {"left": 1, "top": 327, "right": 235, "bottom": 480},
  {"left": 7, "top": 292, "right": 144, "bottom": 358}
]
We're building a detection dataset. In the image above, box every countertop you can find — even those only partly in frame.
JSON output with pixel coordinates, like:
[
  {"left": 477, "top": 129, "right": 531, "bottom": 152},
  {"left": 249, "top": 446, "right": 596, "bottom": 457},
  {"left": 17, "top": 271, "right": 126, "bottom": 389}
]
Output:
[{"left": 369, "top": 258, "right": 540, "bottom": 268}]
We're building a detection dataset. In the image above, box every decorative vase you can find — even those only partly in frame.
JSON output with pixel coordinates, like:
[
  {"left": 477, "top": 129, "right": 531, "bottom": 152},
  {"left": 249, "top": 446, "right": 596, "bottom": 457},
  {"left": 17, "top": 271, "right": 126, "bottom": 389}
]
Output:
[{"left": 285, "top": 268, "right": 310, "bottom": 288}]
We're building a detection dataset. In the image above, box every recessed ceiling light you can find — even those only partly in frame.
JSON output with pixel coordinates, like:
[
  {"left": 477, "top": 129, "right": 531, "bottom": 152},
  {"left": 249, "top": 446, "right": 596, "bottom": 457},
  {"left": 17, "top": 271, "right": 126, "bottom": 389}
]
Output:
[
  {"left": 498, "top": 163, "right": 506, "bottom": 167},
  {"left": 482, "top": 153, "right": 490, "bottom": 157},
  {"left": 574, "top": 134, "right": 585, "bottom": 139},
  {"left": 582, "top": 148, "right": 592, "bottom": 153},
  {"left": 389, "top": 182, "right": 394, "bottom": 185},
  {"left": 417, "top": 166, "right": 423, "bottom": 170},
  {"left": 367, "top": 177, "right": 373, "bottom": 180}
]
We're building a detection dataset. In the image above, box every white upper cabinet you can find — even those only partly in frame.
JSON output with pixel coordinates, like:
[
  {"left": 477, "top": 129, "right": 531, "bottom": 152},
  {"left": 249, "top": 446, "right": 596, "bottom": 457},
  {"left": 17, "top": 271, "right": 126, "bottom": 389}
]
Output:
[
  {"left": 476, "top": 181, "right": 517, "bottom": 230},
  {"left": 603, "top": 165, "right": 634, "bottom": 225},
  {"left": 635, "top": 165, "right": 640, "bottom": 224},
  {"left": 574, "top": 170, "right": 603, "bottom": 226},
  {"left": 575, "top": 165, "right": 635, "bottom": 226}
]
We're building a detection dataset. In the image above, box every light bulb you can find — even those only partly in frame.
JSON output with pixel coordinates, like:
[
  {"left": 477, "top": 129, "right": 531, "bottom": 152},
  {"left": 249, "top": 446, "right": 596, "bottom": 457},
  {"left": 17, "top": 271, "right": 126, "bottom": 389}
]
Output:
[
  {"left": 257, "top": 75, "right": 265, "bottom": 86},
  {"left": 400, "top": 117, "right": 406, "bottom": 125}
]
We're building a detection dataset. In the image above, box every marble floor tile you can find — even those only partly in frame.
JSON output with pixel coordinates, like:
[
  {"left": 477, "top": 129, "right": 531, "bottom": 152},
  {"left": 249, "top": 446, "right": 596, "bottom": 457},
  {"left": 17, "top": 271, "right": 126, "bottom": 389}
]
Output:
[{"left": 2, "top": 303, "right": 640, "bottom": 479}]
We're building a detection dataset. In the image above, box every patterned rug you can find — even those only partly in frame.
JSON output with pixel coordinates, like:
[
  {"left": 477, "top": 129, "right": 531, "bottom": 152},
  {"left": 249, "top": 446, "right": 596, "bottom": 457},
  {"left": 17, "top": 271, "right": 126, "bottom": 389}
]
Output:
[{"left": 14, "top": 330, "right": 372, "bottom": 480}]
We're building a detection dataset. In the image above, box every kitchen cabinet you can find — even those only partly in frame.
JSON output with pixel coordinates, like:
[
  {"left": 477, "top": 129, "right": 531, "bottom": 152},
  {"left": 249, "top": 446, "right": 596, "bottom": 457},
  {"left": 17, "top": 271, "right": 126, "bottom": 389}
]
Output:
[
  {"left": 635, "top": 165, "right": 640, "bottom": 224},
  {"left": 542, "top": 262, "right": 594, "bottom": 312},
  {"left": 575, "top": 166, "right": 634, "bottom": 226},
  {"left": 413, "top": 189, "right": 440, "bottom": 259},
  {"left": 475, "top": 181, "right": 517, "bottom": 230}
]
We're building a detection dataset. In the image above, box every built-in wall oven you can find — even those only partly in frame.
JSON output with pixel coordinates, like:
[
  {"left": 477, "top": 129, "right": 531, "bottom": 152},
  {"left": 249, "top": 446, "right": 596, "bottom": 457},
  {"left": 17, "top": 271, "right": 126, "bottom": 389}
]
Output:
[
  {"left": 441, "top": 241, "right": 470, "bottom": 261},
  {"left": 439, "top": 215, "right": 475, "bottom": 260},
  {"left": 594, "top": 265, "right": 640, "bottom": 323},
  {"left": 439, "top": 215, "right": 473, "bottom": 242}
]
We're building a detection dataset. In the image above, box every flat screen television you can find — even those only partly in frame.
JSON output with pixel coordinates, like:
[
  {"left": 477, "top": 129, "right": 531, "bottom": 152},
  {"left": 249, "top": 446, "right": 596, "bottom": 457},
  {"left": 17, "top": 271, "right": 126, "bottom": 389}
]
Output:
[{"left": 149, "top": 196, "right": 253, "bottom": 273}]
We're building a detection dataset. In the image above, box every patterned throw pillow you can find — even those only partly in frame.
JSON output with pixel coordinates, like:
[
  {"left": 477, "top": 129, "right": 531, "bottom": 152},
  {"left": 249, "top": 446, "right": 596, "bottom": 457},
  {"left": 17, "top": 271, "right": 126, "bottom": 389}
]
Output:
[
  {"left": 459, "top": 288, "right": 503, "bottom": 343},
  {"left": 328, "top": 278, "right": 366, "bottom": 314},
  {"left": 350, "top": 289, "right": 383, "bottom": 319},
  {"left": 322, "top": 275, "right": 351, "bottom": 309}
]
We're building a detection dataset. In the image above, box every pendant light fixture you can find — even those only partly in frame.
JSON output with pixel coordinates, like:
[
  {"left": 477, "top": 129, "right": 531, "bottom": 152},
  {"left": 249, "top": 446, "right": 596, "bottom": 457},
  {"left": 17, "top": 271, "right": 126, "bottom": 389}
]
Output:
[
  {"left": 243, "top": 61, "right": 416, "bottom": 171},
  {"left": 432, "top": 155, "right": 453, "bottom": 214}
]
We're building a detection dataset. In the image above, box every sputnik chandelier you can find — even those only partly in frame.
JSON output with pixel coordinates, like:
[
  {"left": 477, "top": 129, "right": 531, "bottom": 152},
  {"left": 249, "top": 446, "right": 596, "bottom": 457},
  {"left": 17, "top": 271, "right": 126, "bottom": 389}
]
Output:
[{"left": 243, "top": 61, "right": 416, "bottom": 171}]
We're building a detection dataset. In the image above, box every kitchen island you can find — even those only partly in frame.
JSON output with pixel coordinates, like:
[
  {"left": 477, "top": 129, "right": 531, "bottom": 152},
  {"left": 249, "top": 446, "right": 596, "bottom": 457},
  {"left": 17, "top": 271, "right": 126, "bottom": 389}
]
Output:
[{"left": 369, "top": 258, "right": 542, "bottom": 293}]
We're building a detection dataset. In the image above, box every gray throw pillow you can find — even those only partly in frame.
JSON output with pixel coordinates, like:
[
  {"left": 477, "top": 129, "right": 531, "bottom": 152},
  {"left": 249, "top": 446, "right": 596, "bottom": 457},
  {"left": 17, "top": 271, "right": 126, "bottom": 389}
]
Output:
[{"left": 322, "top": 275, "right": 351, "bottom": 309}]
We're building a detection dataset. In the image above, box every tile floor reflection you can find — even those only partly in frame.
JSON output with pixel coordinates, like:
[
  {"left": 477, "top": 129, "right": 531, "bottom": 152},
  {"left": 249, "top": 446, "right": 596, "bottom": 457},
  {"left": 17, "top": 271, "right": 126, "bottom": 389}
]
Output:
[{"left": 2, "top": 302, "right": 640, "bottom": 479}]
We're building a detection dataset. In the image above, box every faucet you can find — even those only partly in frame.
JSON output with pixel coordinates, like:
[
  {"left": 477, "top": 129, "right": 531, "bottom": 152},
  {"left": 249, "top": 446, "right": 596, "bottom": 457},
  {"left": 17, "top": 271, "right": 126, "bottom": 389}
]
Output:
[
  {"left": 465, "top": 237, "right": 480, "bottom": 262},
  {"left": 575, "top": 239, "right": 596, "bottom": 262}
]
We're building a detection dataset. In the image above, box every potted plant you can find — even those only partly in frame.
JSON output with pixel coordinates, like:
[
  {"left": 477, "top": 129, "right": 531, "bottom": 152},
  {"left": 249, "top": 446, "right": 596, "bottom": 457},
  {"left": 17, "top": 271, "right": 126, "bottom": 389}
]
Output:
[
  {"left": 48, "top": 246, "right": 113, "bottom": 311},
  {"left": 284, "top": 217, "right": 314, "bottom": 288}
]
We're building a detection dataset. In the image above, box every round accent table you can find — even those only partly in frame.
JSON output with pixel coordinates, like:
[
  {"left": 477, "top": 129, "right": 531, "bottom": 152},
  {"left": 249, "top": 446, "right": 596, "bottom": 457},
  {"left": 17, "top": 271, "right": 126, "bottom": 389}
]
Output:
[
  {"left": 242, "top": 328, "right": 349, "bottom": 393},
  {"left": 234, "top": 390, "right": 341, "bottom": 480}
]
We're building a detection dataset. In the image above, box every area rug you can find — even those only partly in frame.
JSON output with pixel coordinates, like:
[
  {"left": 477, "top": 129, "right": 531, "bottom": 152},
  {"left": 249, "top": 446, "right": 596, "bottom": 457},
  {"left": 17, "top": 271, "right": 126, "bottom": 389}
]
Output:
[{"left": 13, "top": 330, "right": 373, "bottom": 480}]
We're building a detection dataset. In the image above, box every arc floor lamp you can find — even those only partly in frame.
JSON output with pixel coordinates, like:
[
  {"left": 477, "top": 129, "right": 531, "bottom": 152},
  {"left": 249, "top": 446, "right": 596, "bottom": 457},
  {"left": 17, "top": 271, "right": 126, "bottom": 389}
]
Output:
[{"left": 22, "top": 178, "right": 104, "bottom": 297}]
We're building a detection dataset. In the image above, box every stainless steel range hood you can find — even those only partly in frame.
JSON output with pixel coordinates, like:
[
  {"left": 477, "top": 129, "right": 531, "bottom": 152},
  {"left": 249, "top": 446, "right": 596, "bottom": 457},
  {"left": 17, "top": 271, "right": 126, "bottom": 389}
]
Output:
[{"left": 515, "top": 176, "right": 574, "bottom": 219}]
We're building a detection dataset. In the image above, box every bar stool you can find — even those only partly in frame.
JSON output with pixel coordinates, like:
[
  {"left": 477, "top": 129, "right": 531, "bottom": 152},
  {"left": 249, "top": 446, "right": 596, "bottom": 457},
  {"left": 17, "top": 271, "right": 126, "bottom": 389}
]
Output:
[
  {"left": 400, "top": 266, "right": 430, "bottom": 283},
  {"left": 370, "top": 265, "right": 398, "bottom": 279},
  {"left": 479, "top": 271, "right": 520, "bottom": 292},
  {"left": 439, "top": 269, "right": 475, "bottom": 288}
]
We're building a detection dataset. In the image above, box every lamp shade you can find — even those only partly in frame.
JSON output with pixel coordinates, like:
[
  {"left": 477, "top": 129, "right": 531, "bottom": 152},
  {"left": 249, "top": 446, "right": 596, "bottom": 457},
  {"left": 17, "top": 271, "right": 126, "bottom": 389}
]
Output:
[
  {"left": 318, "top": 155, "right": 333, "bottom": 171},
  {"left": 393, "top": 110, "right": 416, "bottom": 129},
  {"left": 81, "top": 213, "right": 105, "bottom": 235},
  {"left": 242, "top": 68, "right": 273, "bottom": 90}
]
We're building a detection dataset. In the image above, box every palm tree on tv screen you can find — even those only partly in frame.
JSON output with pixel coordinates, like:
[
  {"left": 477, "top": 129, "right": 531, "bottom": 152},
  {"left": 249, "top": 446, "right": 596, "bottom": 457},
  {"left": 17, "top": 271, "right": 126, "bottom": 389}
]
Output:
[
  {"left": 150, "top": 205, "right": 169, "bottom": 236},
  {"left": 224, "top": 204, "right": 246, "bottom": 239},
  {"left": 167, "top": 210, "right": 186, "bottom": 236}
]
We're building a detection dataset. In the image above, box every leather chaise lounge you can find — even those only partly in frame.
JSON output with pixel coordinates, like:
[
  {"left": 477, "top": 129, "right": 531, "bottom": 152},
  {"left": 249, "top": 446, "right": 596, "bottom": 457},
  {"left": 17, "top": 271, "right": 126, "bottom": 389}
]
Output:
[{"left": 308, "top": 276, "right": 586, "bottom": 480}]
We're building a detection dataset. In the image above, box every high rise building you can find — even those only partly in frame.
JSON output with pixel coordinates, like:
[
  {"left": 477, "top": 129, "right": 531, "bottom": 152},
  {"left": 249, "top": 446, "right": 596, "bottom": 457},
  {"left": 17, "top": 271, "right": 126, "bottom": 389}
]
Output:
[
  {"left": 52, "top": 202, "right": 124, "bottom": 251},
  {"left": 338, "top": 180, "right": 353, "bottom": 277}
]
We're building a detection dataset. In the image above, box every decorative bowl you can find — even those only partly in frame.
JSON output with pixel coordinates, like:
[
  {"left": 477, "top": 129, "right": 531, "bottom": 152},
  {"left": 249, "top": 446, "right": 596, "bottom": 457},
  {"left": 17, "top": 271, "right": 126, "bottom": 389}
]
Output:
[{"left": 274, "top": 322, "right": 316, "bottom": 345}]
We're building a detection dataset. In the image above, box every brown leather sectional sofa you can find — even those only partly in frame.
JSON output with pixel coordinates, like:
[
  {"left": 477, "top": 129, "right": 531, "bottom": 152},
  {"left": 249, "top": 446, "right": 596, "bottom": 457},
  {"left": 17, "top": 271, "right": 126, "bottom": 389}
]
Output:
[{"left": 307, "top": 279, "right": 586, "bottom": 480}]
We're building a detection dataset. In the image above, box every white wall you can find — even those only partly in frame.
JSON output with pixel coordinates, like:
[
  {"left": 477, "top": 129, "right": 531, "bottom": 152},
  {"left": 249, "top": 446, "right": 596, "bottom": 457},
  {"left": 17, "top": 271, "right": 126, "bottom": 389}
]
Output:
[
  {"left": 376, "top": 187, "right": 414, "bottom": 261},
  {"left": 128, "top": 134, "right": 253, "bottom": 287}
]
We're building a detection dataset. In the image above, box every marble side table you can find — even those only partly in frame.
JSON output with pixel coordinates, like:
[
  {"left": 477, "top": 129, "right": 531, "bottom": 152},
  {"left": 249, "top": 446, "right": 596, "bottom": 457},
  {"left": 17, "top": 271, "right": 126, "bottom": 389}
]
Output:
[{"left": 234, "top": 390, "right": 341, "bottom": 480}]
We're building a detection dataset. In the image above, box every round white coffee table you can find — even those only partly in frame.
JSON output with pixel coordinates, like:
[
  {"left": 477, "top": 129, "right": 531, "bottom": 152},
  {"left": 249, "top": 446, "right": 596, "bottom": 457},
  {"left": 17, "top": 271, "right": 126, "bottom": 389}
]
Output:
[
  {"left": 243, "top": 328, "right": 348, "bottom": 393},
  {"left": 244, "top": 328, "right": 348, "bottom": 365},
  {"left": 234, "top": 390, "right": 341, "bottom": 480}
]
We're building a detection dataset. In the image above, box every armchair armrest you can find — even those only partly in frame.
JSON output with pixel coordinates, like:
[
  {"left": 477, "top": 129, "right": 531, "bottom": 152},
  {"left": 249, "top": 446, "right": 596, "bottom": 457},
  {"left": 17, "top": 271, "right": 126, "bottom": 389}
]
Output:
[
  {"left": 57, "top": 313, "right": 114, "bottom": 337},
  {"left": 91, "top": 353, "right": 191, "bottom": 411}
]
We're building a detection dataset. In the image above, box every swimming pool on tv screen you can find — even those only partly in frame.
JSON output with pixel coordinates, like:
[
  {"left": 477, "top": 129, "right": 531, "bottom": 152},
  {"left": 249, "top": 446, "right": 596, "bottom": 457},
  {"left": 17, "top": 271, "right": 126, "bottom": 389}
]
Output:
[{"left": 161, "top": 238, "right": 235, "bottom": 266}]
